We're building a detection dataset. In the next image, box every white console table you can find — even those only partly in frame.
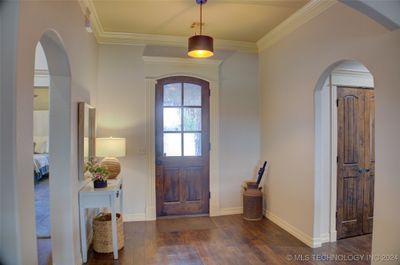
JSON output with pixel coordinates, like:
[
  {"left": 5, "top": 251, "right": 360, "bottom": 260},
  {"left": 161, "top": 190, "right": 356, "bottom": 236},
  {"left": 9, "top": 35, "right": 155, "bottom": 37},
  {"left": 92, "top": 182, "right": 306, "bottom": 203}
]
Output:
[{"left": 79, "top": 177, "right": 123, "bottom": 263}]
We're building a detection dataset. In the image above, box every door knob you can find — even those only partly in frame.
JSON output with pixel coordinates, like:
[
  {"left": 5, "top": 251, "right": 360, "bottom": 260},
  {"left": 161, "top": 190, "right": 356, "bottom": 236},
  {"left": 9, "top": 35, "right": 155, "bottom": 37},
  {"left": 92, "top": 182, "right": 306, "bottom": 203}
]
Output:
[{"left": 358, "top": 168, "right": 370, "bottom": 174}]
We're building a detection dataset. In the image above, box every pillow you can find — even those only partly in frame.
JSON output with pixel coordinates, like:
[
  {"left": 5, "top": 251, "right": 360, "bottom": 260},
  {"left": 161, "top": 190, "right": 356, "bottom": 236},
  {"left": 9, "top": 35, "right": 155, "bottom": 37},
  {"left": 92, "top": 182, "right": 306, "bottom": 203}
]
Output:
[
  {"left": 33, "top": 136, "right": 49, "bottom": 153},
  {"left": 35, "top": 141, "right": 46, "bottom": 153}
]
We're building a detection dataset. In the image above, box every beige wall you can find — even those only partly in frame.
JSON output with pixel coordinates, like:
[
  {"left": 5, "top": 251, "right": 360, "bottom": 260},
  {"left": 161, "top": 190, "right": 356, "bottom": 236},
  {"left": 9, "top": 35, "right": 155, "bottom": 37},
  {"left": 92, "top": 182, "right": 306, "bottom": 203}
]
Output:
[
  {"left": 97, "top": 44, "right": 148, "bottom": 216},
  {"left": 0, "top": 2, "right": 20, "bottom": 264},
  {"left": 96, "top": 44, "right": 260, "bottom": 218},
  {"left": 1, "top": 1, "right": 98, "bottom": 264},
  {"left": 219, "top": 52, "right": 260, "bottom": 209},
  {"left": 259, "top": 2, "right": 400, "bottom": 262}
]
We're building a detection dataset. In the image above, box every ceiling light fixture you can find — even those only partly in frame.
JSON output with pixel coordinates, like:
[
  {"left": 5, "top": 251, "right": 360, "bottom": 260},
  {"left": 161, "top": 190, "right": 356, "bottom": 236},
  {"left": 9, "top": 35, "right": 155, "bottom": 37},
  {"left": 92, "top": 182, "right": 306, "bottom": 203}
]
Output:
[{"left": 188, "top": 0, "right": 214, "bottom": 58}]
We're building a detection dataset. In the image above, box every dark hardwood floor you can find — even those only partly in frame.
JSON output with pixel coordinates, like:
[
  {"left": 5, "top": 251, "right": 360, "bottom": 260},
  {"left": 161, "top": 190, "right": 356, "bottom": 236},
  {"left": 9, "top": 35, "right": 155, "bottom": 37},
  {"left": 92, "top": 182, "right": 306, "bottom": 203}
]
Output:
[{"left": 86, "top": 215, "right": 372, "bottom": 265}]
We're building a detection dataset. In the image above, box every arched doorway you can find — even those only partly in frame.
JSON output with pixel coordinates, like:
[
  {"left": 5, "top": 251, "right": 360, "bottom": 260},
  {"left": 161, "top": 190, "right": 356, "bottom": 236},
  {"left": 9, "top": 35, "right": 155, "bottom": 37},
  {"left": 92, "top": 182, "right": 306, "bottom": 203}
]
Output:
[
  {"left": 33, "top": 41, "right": 52, "bottom": 264},
  {"left": 314, "top": 60, "right": 375, "bottom": 245},
  {"left": 34, "top": 30, "right": 74, "bottom": 264}
]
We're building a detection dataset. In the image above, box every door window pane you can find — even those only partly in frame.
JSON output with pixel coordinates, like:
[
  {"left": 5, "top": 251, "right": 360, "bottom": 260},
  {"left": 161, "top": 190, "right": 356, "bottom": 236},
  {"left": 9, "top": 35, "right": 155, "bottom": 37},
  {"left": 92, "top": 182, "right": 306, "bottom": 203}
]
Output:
[
  {"left": 183, "top": 108, "right": 201, "bottom": 131},
  {"left": 164, "top": 133, "right": 182, "bottom": 156},
  {"left": 163, "top": 108, "right": 181, "bottom": 131},
  {"left": 184, "top": 133, "right": 202, "bottom": 156},
  {"left": 183, "top": 83, "right": 201, "bottom": 106},
  {"left": 164, "top": 83, "right": 182, "bottom": 106}
]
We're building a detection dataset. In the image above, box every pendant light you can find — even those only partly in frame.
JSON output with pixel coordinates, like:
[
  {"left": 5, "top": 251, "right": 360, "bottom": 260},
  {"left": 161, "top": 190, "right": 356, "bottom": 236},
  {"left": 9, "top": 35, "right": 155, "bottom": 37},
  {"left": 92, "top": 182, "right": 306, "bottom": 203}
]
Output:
[{"left": 188, "top": 0, "right": 214, "bottom": 58}]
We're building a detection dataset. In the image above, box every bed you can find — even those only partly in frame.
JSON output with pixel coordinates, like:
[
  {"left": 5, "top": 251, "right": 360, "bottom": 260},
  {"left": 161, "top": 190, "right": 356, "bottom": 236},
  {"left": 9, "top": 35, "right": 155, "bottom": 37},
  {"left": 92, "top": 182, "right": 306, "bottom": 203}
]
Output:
[{"left": 34, "top": 153, "right": 49, "bottom": 181}]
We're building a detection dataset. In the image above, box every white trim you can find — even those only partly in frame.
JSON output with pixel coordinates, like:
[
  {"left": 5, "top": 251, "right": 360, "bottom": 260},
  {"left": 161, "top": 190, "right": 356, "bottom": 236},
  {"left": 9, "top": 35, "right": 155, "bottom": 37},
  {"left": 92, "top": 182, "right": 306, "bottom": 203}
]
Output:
[
  {"left": 257, "top": 0, "right": 336, "bottom": 52},
  {"left": 265, "top": 211, "right": 319, "bottom": 248},
  {"left": 142, "top": 56, "right": 222, "bottom": 66},
  {"left": 329, "top": 83, "right": 338, "bottom": 243},
  {"left": 98, "top": 32, "right": 258, "bottom": 53},
  {"left": 319, "top": 233, "right": 330, "bottom": 244},
  {"left": 143, "top": 57, "right": 221, "bottom": 219},
  {"left": 78, "top": 0, "right": 257, "bottom": 53},
  {"left": 219, "top": 207, "right": 243, "bottom": 216},
  {"left": 145, "top": 78, "right": 157, "bottom": 221},
  {"left": 123, "top": 213, "right": 147, "bottom": 222},
  {"left": 331, "top": 70, "right": 374, "bottom": 88}
]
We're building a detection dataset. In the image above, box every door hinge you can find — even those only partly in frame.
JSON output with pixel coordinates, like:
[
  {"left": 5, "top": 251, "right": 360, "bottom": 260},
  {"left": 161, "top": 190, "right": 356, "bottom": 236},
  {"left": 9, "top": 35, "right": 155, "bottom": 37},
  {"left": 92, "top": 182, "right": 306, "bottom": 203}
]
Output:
[
  {"left": 209, "top": 192, "right": 211, "bottom": 199},
  {"left": 336, "top": 99, "right": 339, "bottom": 107},
  {"left": 336, "top": 211, "right": 338, "bottom": 218},
  {"left": 336, "top": 156, "right": 339, "bottom": 163},
  {"left": 208, "top": 88, "right": 211, "bottom": 97}
]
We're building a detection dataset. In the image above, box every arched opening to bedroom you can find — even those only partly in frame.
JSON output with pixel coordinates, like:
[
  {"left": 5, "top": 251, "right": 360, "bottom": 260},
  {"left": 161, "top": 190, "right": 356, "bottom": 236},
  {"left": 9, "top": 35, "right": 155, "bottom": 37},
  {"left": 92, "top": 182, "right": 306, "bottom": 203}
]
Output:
[
  {"left": 32, "top": 30, "right": 73, "bottom": 264},
  {"left": 314, "top": 59, "right": 375, "bottom": 247},
  {"left": 33, "top": 41, "right": 52, "bottom": 265}
]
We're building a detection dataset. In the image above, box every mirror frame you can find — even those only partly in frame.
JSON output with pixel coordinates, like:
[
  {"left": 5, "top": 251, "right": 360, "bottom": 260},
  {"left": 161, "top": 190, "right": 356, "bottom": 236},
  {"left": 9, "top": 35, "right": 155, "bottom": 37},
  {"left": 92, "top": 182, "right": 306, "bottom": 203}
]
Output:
[{"left": 78, "top": 102, "right": 96, "bottom": 180}]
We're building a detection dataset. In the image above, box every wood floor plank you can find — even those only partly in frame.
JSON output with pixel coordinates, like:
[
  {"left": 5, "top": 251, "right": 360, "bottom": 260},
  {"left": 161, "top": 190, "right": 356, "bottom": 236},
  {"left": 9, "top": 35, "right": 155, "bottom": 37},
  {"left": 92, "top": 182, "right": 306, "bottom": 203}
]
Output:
[{"left": 86, "top": 215, "right": 372, "bottom": 265}]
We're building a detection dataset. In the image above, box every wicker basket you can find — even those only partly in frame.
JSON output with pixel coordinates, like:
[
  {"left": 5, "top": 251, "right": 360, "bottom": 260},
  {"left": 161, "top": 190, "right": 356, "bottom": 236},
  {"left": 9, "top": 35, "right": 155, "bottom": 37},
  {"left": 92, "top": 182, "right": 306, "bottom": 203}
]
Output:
[{"left": 93, "top": 213, "right": 124, "bottom": 253}]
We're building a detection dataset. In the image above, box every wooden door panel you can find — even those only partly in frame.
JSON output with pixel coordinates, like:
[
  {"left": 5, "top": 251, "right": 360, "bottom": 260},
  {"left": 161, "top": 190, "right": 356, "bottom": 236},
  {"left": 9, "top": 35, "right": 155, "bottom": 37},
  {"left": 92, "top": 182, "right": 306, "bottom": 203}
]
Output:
[
  {"left": 343, "top": 95, "right": 360, "bottom": 164},
  {"left": 363, "top": 172, "right": 374, "bottom": 233},
  {"left": 337, "top": 88, "right": 364, "bottom": 239},
  {"left": 163, "top": 168, "right": 181, "bottom": 202},
  {"left": 155, "top": 76, "right": 210, "bottom": 217},
  {"left": 341, "top": 175, "right": 363, "bottom": 237},
  {"left": 363, "top": 90, "right": 375, "bottom": 233},
  {"left": 337, "top": 87, "right": 375, "bottom": 239},
  {"left": 185, "top": 167, "right": 203, "bottom": 202}
]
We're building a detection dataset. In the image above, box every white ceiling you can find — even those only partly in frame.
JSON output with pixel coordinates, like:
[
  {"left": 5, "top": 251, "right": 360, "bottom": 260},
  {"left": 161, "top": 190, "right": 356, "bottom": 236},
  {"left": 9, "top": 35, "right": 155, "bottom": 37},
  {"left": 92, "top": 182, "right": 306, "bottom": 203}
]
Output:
[{"left": 91, "top": 0, "right": 309, "bottom": 43}]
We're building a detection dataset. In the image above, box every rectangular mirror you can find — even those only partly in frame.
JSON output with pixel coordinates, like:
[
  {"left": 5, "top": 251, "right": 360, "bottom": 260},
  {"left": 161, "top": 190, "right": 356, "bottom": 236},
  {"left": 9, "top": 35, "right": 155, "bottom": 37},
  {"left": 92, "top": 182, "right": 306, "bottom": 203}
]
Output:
[{"left": 78, "top": 102, "right": 96, "bottom": 180}]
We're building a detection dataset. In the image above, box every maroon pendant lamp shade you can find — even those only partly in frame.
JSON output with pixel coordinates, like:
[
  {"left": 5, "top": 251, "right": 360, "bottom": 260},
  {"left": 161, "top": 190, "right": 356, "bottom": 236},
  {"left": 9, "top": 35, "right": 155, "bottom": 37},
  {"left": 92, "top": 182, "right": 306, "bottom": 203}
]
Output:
[{"left": 188, "top": 35, "right": 214, "bottom": 58}]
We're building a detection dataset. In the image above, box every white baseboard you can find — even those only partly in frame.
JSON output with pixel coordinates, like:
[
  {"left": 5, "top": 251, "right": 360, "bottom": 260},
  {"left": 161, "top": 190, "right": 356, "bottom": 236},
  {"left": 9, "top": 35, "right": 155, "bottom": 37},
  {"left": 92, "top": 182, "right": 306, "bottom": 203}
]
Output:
[
  {"left": 320, "top": 233, "right": 330, "bottom": 244},
  {"left": 265, "top": 211, "right": 320, "bottom": 248},
  {"left": 123, "top": 213, "right": 146, "bottom": 222},
  {"left": 329, "top": 230, "right": 337, "bottom": 242},
  {"left": 219, "top": 207, "right": 243, "bottom": 216}
]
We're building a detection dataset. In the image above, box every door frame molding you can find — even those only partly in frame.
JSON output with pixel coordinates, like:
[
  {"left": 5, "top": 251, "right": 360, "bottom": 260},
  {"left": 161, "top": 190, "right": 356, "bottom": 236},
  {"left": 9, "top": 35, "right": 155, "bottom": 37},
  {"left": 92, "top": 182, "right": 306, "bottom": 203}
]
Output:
[
  {"left": 143, "top": 56, "right": 222, "bottom": 220},
  {"left": 330, "top": 70, "right": 374, "bottom": 241},
  {"left": 314, "top": 64, "right": 374, "bottom": 247}
]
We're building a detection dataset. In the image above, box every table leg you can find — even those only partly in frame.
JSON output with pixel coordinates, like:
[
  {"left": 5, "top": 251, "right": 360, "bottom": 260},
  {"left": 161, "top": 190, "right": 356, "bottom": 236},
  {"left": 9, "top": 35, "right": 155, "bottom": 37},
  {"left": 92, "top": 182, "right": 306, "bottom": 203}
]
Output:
[
  {"left": 79, "top": 206, "right": 88, "bottom": 263},
  {"left": 111, "top": 197, "right": 118, "bottom": 259}
]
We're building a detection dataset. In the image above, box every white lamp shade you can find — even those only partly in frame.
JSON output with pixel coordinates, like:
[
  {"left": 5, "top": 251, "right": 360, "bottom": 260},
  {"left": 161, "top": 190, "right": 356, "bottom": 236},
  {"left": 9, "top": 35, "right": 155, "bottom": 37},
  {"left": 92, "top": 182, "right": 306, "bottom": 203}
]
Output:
[{"left": 96, "top": 137, "right": 126, "bottom": 158}]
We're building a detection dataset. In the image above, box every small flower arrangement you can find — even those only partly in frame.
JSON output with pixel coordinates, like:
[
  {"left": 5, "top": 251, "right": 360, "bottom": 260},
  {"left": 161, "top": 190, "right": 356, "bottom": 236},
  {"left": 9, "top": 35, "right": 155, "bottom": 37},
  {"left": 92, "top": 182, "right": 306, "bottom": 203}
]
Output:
[{"left": 85, "top": 160, "right": 110, "bottom": 188}]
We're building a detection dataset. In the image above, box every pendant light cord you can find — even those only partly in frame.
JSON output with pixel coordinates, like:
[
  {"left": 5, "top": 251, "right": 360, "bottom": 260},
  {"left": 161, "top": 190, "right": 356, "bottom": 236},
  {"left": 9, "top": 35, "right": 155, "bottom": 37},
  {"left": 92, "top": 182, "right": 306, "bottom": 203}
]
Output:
[{"left": 200, "top": 3, "right": 203, "bottom": 35}]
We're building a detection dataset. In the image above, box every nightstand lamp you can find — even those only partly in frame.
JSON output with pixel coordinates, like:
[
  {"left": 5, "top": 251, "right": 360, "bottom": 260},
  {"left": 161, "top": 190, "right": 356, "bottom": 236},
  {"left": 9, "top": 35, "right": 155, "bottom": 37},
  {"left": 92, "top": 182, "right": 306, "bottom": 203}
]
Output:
[{"left": 96, "top": 137, "right": 126, "bottom": 179}]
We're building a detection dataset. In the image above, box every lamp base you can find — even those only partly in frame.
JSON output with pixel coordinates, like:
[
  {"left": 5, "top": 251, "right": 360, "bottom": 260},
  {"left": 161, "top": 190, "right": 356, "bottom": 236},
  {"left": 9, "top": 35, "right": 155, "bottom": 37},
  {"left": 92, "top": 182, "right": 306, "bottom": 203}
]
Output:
[{"left": 100, "top": 157, "right": 121, "bottom": 179}]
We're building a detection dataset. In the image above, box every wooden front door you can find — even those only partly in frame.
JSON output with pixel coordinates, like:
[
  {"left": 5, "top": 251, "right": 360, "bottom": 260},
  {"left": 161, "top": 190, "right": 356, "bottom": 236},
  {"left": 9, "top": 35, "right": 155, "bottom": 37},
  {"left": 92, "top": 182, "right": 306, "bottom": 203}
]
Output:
[
  {"left": 337, "top": 86, "right": 375, "bottom": 239},
  {"left": 155, "top": 76, "right": 210, "bottom": 217}
]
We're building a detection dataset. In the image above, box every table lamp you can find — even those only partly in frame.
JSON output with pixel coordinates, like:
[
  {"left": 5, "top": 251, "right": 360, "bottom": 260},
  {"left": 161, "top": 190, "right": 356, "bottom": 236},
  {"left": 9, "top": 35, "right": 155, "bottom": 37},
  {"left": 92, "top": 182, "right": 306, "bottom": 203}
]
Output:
[{"left": 96, "top": 137, "right": 126, "bottom": 179}]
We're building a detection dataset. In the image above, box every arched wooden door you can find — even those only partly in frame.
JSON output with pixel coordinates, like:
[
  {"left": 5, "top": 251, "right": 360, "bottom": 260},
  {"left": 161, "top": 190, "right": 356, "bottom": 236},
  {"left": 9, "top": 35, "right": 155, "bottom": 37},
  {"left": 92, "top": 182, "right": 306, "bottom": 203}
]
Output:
[{"left": 155, "top": 76, "right": 210, "bottom": 217}]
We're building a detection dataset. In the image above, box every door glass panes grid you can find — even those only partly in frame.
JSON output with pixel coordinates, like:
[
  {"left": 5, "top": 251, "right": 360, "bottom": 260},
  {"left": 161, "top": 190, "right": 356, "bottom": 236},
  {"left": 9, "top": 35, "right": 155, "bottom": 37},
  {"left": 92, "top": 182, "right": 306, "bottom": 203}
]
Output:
[{"left": 163, "top": 83, "right": 202, "bottom": 157}]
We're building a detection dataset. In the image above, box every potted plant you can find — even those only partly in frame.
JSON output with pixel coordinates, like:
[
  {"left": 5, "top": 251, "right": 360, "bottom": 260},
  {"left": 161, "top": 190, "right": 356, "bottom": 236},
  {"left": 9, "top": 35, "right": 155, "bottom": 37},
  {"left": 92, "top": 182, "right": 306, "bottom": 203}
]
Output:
[{"left": 86, "top": 160, "right": 110, "bottom": 188}]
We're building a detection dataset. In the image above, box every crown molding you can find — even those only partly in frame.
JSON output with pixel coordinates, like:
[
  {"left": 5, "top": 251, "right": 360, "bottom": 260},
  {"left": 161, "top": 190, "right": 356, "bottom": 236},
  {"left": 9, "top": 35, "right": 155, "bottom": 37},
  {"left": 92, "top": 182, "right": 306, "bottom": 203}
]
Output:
[
  {"left": 142, "top": 56, "right": 222, "bottom": 66},
  {"left": 79, "top": 0, "right": 336, "bottom": 54},
  {"left": 78, "top": 0, "right": 257, "bottom": 53},
  {"left": 257, "top": 0, "right": 337, "bottom": 52},
  {"left": 98, "top": 31, "right": 258, "bottom": 53}
]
